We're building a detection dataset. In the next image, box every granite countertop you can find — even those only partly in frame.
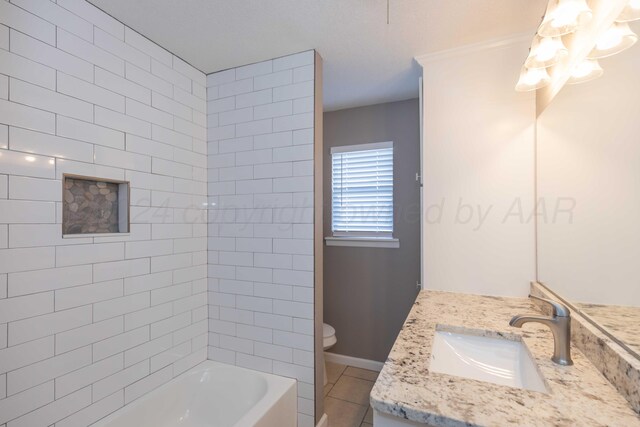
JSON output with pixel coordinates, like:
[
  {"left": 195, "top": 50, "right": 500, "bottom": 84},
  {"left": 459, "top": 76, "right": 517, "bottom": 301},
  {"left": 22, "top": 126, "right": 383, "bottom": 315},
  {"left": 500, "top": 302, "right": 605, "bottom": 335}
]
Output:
[
  {"left": 370, "top": 291, "right": 640, "bottom": 427},
  {"left": 576, "top": 302, "right": 640, "bottom": 357}
]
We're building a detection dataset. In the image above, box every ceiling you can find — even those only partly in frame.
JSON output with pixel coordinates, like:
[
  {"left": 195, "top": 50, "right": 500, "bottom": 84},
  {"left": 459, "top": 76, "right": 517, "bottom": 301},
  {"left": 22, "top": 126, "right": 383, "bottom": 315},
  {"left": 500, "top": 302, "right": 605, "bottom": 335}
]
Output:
[{"left": 88, "top": 0, "right": 547, "bottom": 111}]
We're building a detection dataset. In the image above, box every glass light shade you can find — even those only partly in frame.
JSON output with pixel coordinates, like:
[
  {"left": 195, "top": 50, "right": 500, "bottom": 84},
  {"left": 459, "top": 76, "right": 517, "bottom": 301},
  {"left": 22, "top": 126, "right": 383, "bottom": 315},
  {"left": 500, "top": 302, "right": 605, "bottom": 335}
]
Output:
[
  {"left": 617, "top": 0, "right": 640, "bottom": 22},
  {"left": 515, "top": 67, "right": 551, "bottom": 92},
  {"left": 567, "top": 59, "right": 603, "bottom": 84},
  {"left": 588, "top": 22, "right": 638, "bottom": 58},
  {"left": 538, "top": 0, "right": 592, "bottom": 37},
  {"left": 525, "top": 35, "right": 568, "bottom": 68}
]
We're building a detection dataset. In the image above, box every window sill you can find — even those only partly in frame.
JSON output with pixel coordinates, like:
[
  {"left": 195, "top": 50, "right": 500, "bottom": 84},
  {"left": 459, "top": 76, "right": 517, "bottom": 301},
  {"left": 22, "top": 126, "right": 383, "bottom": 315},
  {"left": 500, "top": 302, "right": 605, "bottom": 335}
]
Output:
[{"left": 324, "top": 236, "right": 400, "bottom": 248}]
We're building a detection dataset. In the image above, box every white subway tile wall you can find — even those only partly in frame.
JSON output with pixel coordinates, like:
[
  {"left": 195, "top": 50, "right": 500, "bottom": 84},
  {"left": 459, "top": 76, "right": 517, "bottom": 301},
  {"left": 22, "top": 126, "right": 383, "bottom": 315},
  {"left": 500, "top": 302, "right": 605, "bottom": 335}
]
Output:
[
  {"left": 207, "top": 50, "right": 317, "bottom": 427},
  {"left": 0, "top": 1, "right": 208, "bottom": 426}
]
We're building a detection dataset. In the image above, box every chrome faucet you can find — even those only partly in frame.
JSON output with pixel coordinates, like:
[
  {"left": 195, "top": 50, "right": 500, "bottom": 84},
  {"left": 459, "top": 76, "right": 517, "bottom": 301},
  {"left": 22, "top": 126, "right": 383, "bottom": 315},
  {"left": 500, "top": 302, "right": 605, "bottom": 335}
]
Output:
[{"left": 509, "top": 295, "right": 573, "bottom": 366}]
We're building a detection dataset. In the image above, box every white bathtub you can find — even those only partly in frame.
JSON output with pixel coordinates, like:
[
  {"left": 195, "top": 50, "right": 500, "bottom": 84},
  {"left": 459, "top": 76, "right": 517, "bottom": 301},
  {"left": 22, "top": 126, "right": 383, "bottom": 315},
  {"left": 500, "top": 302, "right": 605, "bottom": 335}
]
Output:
[{"left": 92, "top": 361, "right": 297, "bottom": 427}]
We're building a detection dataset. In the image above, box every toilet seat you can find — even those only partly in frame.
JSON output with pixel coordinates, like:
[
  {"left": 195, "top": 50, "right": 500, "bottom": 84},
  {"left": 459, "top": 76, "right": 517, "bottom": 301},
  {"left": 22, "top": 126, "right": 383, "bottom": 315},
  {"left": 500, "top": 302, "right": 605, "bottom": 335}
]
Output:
[{"left": 323, "top": 323, "right": 336, "bottom": 349}]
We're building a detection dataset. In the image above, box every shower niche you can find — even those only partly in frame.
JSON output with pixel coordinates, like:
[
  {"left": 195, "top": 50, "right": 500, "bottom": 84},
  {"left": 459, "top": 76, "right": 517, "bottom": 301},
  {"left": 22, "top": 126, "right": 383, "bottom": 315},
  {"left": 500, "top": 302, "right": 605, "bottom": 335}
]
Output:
[{"left": 62, "top": 175, "right": 130, "bottom": 236}]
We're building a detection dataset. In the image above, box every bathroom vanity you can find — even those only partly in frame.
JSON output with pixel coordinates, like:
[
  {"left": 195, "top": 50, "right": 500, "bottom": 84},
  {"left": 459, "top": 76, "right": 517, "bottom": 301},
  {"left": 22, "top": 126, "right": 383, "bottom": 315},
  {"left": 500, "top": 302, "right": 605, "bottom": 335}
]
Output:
[
  {"left": 390, "top": 5, "right": 640, "bottom": 426},
  {"left": 370, "top": 290, "right": 640, "bottom": 427}
]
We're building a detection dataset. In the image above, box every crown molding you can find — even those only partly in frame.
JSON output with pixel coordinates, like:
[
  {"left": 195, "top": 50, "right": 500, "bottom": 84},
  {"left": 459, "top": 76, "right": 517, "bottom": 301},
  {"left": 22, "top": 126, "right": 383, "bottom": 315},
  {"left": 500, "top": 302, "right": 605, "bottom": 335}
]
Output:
[{"left": 414, "top": 31, "right": 535, "bottom": 66}]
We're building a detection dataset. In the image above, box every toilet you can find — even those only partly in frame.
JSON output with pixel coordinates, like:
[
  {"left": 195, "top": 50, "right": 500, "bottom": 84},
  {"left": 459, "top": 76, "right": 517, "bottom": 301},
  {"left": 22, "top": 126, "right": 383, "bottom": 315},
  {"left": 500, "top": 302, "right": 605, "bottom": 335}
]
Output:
[{"left": 323, "top": 323, "right": 337, "bottom": 386}]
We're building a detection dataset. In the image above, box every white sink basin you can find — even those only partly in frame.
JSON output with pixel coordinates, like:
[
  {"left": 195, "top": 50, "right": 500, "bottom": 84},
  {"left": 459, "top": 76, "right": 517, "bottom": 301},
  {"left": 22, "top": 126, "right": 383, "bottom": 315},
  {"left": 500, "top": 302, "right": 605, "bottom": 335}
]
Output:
[{"left": 430, "top": 330, "right": 547, "bottom": 393}]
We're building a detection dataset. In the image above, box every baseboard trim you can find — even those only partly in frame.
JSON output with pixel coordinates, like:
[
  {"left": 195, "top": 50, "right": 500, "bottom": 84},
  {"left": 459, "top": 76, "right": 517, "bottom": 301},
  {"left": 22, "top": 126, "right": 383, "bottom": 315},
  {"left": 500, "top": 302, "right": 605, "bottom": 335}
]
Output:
[
  {"left": 324, "top": 352, "right": 384, "bottom": 372},
  {"left": 316, "top": 413, "right": 328, "bottom": 427}
]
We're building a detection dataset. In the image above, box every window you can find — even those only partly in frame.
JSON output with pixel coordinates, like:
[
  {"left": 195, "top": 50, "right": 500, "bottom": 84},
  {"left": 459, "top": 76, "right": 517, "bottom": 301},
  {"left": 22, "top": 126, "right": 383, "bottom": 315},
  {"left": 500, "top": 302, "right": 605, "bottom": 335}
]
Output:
[{"left": 328, "top": 141, "right": 398, "bottom": 248}]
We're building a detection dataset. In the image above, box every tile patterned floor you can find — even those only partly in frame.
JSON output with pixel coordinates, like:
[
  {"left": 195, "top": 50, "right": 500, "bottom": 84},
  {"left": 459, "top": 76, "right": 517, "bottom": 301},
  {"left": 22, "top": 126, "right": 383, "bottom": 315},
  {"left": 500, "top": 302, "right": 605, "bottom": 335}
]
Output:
[{"left": 324, "top": 362, "right": 378, "bottom": 427}]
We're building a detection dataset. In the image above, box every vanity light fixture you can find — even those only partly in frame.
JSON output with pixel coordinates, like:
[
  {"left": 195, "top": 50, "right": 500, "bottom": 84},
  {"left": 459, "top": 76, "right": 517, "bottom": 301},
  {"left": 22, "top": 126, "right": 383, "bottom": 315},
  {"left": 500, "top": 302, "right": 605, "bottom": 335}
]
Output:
[
  {"left": 516, "top": 0, "right": 593, "bottom": 92},
  {"left": 538, "top": 0, "right": 592, "bottom": 37},
  {"left": 588, "top": 21, "right": 638, "bottom": 58},
  {"left": 567, "top": 58, "right": 603, "bottom": 84},
  {"left": 617, "top": 0, "right": 640, "bottom": 22},
  {"left": 516, "top": 66, "right": 551, "bottom": 92},
  {"left": 517, "top": 0, "right": 638, "bottom": 92},
  {"left": 525, "top": 35, "right": 568, "bottom": 68}
]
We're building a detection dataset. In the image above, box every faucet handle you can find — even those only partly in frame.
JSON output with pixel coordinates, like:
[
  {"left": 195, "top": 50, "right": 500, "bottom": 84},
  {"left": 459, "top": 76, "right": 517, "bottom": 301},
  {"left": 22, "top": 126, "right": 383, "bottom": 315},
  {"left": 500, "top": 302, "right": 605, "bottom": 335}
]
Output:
[{"left": 529, "top": 295, "right": 571, "bottom": 317}]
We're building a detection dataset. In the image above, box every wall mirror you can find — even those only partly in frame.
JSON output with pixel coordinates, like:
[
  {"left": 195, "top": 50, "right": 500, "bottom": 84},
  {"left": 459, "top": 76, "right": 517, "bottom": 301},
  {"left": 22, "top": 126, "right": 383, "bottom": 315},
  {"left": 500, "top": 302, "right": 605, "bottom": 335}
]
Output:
[{"left": 536, "top": 21, "right": 640, "bottom": 359}]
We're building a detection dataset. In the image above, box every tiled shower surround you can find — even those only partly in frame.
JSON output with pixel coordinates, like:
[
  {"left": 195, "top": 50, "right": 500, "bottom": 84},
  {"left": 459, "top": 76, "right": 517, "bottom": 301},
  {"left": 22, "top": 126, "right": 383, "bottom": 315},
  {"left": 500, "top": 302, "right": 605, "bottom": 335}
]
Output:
[
  {"left": 0, "top": 1, "right": 320, "bottom": 427},
  {"left": 207, "top": 51, "right": 317, "bottom": 427},
  {"left": 0, "top": 0, "right": 209, "bottom": 425}
]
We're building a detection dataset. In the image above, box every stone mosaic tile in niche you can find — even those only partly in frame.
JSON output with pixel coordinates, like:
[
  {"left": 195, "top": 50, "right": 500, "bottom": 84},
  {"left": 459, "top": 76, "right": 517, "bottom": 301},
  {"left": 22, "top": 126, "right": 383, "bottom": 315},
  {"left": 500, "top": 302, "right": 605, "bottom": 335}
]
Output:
[{"left": 63, "top": 178, "right": 119, "bottom": 234}]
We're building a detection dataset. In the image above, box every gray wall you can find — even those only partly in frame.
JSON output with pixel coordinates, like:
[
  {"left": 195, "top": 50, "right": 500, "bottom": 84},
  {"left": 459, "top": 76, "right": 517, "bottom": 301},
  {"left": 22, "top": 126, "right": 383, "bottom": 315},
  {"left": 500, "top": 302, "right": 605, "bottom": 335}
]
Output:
[{"left": 323, "top": 99, "right": 420, "bottom": 362}]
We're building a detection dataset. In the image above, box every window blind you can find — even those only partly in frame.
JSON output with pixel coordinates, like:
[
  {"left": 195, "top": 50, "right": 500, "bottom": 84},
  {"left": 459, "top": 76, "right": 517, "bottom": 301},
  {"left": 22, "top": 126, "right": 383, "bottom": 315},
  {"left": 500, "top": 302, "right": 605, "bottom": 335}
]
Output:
[{"left": 331, "top": 142, "right": 393, "bottom": 236}]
